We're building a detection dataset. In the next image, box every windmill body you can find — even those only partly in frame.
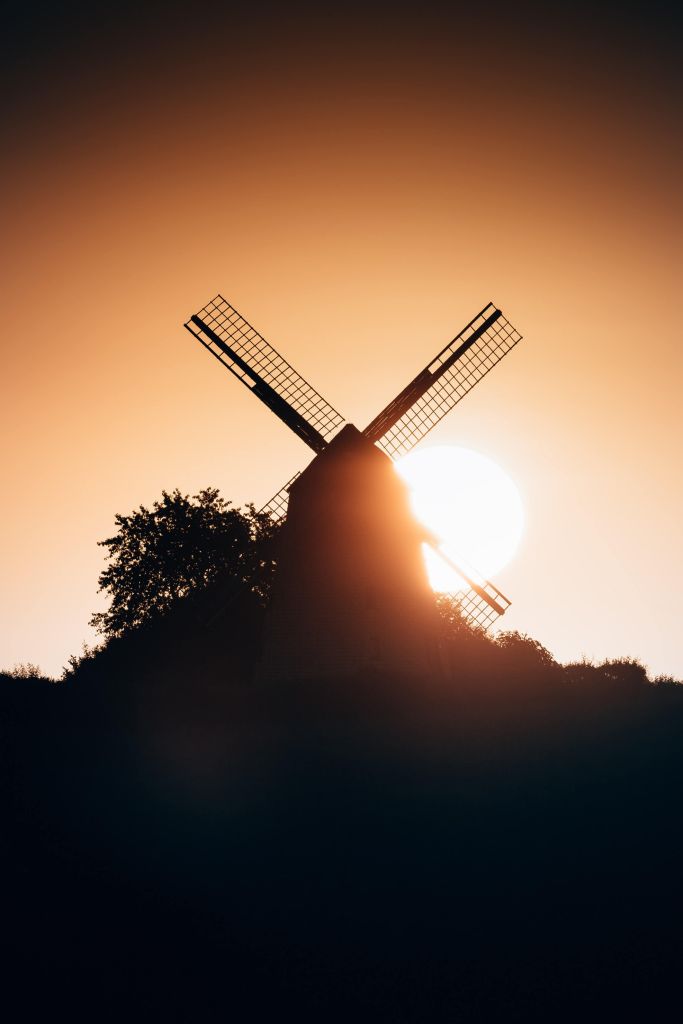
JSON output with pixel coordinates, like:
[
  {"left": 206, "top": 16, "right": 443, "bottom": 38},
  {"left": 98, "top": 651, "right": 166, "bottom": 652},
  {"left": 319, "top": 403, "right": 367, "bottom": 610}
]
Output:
[
  {"left": 184, "top": 294, "right": 522, "bottom": 682},
  {"left": 260, "top": 425, "right": 442, "bottom": 682}
]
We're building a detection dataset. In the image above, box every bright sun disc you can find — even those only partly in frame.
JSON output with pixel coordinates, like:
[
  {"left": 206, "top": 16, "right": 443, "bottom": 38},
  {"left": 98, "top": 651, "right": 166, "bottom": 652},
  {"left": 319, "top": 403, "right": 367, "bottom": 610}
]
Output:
[{"left": 395, "top": 446, "right": 524, "bottom": 593}]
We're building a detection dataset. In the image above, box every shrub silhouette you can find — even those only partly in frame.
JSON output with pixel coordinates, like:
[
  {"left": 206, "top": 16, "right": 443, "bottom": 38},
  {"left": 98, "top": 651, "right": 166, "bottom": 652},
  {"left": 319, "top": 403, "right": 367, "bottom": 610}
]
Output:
[
  {"left": 564, "top": 655, "right": 650, "bottom": 691},
  {"left": 495, "top": 629, "right": 557, "bottom": 669}
]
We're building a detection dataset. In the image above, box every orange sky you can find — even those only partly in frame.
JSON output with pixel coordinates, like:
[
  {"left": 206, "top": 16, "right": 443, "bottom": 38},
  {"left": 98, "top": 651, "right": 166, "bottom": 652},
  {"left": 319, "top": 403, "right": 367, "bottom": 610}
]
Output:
[{"left": 2, "top": 4, "right": 682, "bottom": 678}]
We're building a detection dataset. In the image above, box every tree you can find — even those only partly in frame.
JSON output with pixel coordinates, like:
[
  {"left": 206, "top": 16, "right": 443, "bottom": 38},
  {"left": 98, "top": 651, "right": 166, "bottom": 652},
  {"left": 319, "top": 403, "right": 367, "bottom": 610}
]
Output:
[{"left": 90, "top": 488, "right": 278, "bottom": 639}]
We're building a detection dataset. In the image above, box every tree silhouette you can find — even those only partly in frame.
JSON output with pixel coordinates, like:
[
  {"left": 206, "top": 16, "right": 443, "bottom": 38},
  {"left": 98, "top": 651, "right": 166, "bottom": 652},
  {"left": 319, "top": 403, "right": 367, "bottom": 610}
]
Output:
[{"left": 90, "top": 488, "right": 278, "bottom": 639}]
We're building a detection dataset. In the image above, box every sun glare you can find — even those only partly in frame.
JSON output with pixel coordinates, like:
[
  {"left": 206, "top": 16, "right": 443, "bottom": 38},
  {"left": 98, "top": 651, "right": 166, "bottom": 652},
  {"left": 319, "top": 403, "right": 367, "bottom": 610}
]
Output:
[{"left": 395, "top": 446, "right": 524, "bottom": 592}]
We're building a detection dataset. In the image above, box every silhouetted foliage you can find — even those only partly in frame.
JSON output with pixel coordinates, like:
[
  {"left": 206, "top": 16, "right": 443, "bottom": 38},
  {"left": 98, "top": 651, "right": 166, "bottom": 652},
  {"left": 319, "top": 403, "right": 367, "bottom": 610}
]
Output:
[
  {"left": 89, "top": 488, "right": 279, "bottom": 639},
  {"left": 2, "top": 488, "right": 683, "bottom": 1021},
  {"left": 564, "top": 655, "right": 651, "bottom": 690},
  {"left": 3, "top": 662, "right": 49, "bottom": 681},
  {"left": 495, "top": 629, "right": 557, "bottom": 669},
  {"left": 652, "top": 674, "right": 682, "bottom": 689}
]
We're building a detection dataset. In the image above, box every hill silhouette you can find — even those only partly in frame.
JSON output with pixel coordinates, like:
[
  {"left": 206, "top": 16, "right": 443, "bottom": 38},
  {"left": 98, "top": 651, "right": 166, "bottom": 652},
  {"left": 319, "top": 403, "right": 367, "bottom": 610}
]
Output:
[{"left": 2, "top": 493, "right": 682, "bottom": 1021}]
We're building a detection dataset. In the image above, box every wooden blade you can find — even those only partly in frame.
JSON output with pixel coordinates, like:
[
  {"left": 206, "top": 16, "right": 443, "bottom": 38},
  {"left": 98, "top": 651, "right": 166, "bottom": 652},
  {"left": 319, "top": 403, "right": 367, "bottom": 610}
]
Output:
[
  {"left": 185, "top": 295, "right": 345, "bottom": 454},
  {"left": 259, "top": 472, "right": 301, "bottom": 523},
  {"left": 364, "top": 303, "right": 522, "bottom": 458},
  {"left": 427, "top": 539, "right": 511, "bottom": 631}
]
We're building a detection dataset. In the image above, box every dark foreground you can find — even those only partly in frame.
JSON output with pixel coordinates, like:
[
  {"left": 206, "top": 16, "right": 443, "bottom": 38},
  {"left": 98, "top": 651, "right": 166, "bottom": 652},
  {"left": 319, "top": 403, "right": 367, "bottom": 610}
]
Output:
[{"left": 2, "top": 642, "right": 682, "bottom": 1021}]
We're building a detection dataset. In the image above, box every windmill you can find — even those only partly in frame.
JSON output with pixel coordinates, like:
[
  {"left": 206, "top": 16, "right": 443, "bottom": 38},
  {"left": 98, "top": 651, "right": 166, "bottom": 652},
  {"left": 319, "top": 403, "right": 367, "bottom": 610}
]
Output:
[{"left": 184, "top": 296, "right": 522, "bottom": 681}]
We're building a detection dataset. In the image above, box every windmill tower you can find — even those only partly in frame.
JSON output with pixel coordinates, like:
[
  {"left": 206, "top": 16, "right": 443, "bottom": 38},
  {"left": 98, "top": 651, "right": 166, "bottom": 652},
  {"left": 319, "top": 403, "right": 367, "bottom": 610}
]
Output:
[{"left": 184, "top": 297, "right": 522, "bottom": 682}]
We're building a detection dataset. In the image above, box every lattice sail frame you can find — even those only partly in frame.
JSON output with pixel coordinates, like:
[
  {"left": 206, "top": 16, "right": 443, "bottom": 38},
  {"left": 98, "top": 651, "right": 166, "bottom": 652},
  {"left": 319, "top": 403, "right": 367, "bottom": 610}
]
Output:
[
  {"left": 366, "top": 303, "right": 522, "bottom": 459},
  {"left": 428, "top": 543, "right": 512, "bottom": 631},
  {"left": 185, "top": 295, "right": 345, "bottom": 453},
  {"left": 456, "top": 589, "right": 507, "bottom": 632},
  {"left": 260, "top": 472, "right": 301, "bottom": 523},
  {"left": 186, "top": 293, "right": 518, "bottom": 630}
]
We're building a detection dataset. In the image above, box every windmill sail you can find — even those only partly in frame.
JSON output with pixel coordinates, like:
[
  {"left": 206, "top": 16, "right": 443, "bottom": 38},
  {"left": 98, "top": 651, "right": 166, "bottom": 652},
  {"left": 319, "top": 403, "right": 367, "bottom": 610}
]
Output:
[
  {"left": 185, "top": 292, "right": 521, "bottom": 641},
  {"left": 428, "top": 541, "right": 511, "bottom": 630},
  {"left": 185, "top": 295, "right": 345, "bottom": 454},
  {"left": 363, "top": 303, "right": 522, "bottom": 458},
  {"left": 259, "top": 472, "right": 301, "bottom": 523},
  {"left": 456, "top": 586, "right": 510, "bottom": 631}
]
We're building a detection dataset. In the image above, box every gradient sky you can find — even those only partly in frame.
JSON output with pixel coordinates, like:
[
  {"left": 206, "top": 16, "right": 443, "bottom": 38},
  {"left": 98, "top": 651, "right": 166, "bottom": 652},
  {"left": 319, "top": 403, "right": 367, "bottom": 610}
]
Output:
[{"left": 2, "top": 1, "right": 682, "bottom": 679}]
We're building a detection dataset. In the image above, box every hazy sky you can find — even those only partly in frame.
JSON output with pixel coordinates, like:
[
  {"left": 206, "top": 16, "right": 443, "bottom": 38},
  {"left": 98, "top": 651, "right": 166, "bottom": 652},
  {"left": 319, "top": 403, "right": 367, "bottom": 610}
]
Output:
[{"left": 2, "top": 2, "right": 682, "bottom": 678}]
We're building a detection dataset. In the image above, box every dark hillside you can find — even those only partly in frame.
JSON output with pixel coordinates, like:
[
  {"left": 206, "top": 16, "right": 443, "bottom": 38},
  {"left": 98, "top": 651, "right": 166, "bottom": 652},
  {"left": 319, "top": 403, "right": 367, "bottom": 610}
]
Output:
[{"left": 2, "top": 596, "right": 682, "bottom": 1021}]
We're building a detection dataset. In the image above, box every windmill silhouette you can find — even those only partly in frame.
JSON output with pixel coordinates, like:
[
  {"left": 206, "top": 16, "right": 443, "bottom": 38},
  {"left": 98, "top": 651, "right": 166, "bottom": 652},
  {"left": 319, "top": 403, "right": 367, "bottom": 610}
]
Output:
[{"left": 185, "top": 296, "right": 522, "bottom": 681}]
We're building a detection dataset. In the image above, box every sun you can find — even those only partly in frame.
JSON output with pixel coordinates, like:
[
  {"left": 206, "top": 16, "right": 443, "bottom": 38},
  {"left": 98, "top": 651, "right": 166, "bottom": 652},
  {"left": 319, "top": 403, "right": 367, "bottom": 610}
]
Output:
[{"left": 395, "top": 446, "right": 524, "bottom": 592}]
